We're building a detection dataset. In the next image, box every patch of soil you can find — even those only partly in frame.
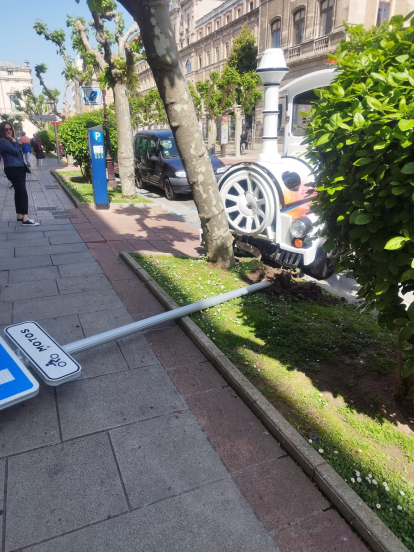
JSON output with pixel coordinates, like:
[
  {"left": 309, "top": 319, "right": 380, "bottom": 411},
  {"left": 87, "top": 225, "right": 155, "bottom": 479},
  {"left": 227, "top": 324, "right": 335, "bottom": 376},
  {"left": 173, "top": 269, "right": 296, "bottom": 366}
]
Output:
[{"left": 243, "top": 262, "right": 340, "bottom": 305}]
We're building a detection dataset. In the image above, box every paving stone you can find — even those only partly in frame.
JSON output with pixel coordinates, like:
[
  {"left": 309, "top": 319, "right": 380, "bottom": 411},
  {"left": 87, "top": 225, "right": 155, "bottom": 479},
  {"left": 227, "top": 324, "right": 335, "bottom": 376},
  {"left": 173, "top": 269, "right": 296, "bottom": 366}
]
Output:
[
  {"left": 42, "top": 229, "right": 79, "bottom": 237},
  {"left": 48, "top": 233, "right": 83, "bottom": 245},
  {"left": 0, "top": 388, "right": 60, "bottom": 458},
  {"left": 57, "top": 365, "right": 187, "bottom": 439},
  {"left": 73, "top": 342, "right": 129, "bottom": 380},
  {"left": 0, "top": 247, "right": 14, "bottom": 259},
  {"left": 0, "top": 279, "right": 58, "bottom": 302},
  {"left": 110, "top": 410, "right": 228, "bottom": 509},
  {"left": 0, "top": 254, "right": 52, "bottom": 271},
  {"left": 233, "top": 457, "right": 329, "bottom": 532},
  {"left": 117, "top": 332, "right": 160, "bottom": 369},
  {"left": 40, "top": 219, "right": 74, "bottom": 226},
  {"left": 5, "top": 433, "right": 128, "bottom": 551},
  {"left": 168, "top": 361, "right": 227, "bottom": 396},
  {"left": 98, "top": 257, "right": 136, "bottom": 281},
  {"left": 57, "top": 260, "right": 103, "bottom": 278},
  {"left": 12, "top": 289, "right": 124, "bottom": 323},
  {"left": 76, "top": 228, "right": 105, "bottom": 242},
  {"left": 145, "top": 326, "right": 206, "bottom": 369},
  {"left": 88, "top": 243, "right": 118, "bottom": 260},
  {"left": 56, "top": 273, "right": 112, "bottom": 295},
  {"left": 14, "top": 223, "right": 72, "bottom": 233},
  {"left": 0, "top": 459, "right": 4, "bottom": 546},
  {"left": 35, "top": 314, "right": 84, "bottom": 346},
  {"left": 25, "top": 479, "right": 278, "bottom": 552},
  {"left": 51, "top": 251, "right": 95, "bottom": 265},
  {"left": 0, "top": 300, "right": 12, "bottom": 324},
  {"left": 112, "top": 278, "right": 166, "bottom": 316},
  {"left": 0, "top": 227, "right": 16, "bottom": 234},
  {"left": 8, "top": 265, "right": 60, "bottom": 284},
  {"left": 186, "top": 386, "right": 283, "bottom": 473},
  {"left": 272, "top": 509, "right": 368, "bottom": 552},
  {"left": 4, "top": 236, "right": 49, "bottom": 249},
  {"left": 79, "top": 307, "right": 133, "bottom": 337},
  {"left": 0, "top": 270, "right": 8, "bottom": 284},
  {"left": 15, "top": 242, "right": 87, "bottom": 257}
]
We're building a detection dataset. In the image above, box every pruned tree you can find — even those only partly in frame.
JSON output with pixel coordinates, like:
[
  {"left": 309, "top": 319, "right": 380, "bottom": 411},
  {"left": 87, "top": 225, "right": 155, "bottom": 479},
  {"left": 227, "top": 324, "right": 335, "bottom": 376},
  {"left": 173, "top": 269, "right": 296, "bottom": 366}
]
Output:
[
  {"left": 71, "top": 0, "right": 143, "bottom": 196},
  {"left": 33, "top": 64, "right": 67, "bottom": 120},
  {"left": 34, "top": 21, "right": 92, "bottom": 116},
  {"left": 13, "top": 88, "right": 50, "bottom": 130},
  {"left": 130, "top": 89, "right": 167, "bottom": 130},
  {"left": 194, "top": 72, "right": 223, "bottom": 147},
  {"left": 227, "top": 23, "right": 258, "bottom": 74},
  {"left": 117, "top": 0, "right": 234, "bottom": 267}
]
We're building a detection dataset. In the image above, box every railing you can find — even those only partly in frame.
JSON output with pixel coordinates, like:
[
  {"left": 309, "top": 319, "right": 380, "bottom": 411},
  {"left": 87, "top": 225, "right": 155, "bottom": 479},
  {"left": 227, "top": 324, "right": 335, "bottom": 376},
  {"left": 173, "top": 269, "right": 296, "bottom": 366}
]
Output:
[
  {"left": 314, "top": 36, "right": 329, "bottom": 53},
  {"left": 288, "top": 46, "right": 301, "bottom": 60}
]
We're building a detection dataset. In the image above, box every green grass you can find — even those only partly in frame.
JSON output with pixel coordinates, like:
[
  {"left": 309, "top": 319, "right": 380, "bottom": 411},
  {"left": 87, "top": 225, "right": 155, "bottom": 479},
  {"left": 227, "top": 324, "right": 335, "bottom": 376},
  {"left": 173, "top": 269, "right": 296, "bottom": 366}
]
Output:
[
  {"left": 56, "top": 170, "right": 152, "bottom": 204},
  {"left": 132, "top": 253, "right": 414, "bottom": 549}
]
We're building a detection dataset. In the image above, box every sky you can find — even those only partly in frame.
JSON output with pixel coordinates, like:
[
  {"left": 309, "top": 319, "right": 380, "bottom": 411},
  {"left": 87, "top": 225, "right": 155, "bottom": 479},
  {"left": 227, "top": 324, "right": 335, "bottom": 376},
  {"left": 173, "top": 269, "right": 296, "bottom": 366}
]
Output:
[{"left": 0, "top": 0, "right": 134, "bottom": 108}]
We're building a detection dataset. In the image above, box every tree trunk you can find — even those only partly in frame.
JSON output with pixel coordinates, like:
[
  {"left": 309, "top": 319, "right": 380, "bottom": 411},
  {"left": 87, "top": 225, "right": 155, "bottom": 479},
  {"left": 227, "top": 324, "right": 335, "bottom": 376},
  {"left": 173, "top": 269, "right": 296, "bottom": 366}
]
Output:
[
  {"left": 234, "top": 106, "right": 242, "bottom": 157},
  {"left": 208, "top": 116, "right": 217, "bottom": 149},
  {"left": 113, "top": 81, "right": 135, "bottom": 197},
  {"left": 75, "top": 83, "right": 82, "bottom": 115},
  {"left": 118, "top": 0, "right": 234, "bottom": 266}
]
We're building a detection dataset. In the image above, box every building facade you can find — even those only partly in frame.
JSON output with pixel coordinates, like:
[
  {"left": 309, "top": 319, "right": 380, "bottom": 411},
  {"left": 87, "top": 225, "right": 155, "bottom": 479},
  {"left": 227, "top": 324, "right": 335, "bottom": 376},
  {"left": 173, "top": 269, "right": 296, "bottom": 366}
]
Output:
[
  {"left": 137, "top": 0, "right": 414, "bottom": 142},
  {"left": 0, "top": 60, "right": 38, "bottom": 138}
]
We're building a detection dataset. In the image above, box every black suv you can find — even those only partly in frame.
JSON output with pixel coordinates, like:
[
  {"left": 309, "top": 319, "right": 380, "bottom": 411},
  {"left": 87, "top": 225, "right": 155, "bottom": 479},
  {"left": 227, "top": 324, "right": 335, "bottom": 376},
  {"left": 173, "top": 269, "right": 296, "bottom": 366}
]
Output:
[{"left": 134, "top": 130, "right": 227, "bottom": 200}]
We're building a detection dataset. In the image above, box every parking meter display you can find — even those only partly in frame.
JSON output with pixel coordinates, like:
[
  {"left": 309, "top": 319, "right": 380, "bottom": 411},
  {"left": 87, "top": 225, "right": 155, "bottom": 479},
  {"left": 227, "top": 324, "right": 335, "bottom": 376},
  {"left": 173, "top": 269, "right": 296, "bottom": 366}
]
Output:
[{"left": 4, "top": 322, "right": 81, "bottom": 386}]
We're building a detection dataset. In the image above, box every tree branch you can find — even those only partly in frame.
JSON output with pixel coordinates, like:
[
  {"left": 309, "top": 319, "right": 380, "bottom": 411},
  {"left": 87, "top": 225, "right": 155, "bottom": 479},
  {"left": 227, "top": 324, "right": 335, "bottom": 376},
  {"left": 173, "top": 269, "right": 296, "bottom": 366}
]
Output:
[{"left": 74, "top": 18, "right": 107, "bottom": 72}]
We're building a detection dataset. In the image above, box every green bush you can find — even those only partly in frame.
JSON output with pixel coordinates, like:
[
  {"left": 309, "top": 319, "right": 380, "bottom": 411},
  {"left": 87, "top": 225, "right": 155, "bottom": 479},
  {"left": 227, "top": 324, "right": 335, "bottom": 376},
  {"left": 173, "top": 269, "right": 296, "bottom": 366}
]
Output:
[
  {"left": 303, "top": 13, "right": 414, "bottom": 391},
  {"left": 59, "top": 106, "right": 118, "bottom": 181},
  {"left": 36, "top": 130, "right": 56, "bottom": 153}
]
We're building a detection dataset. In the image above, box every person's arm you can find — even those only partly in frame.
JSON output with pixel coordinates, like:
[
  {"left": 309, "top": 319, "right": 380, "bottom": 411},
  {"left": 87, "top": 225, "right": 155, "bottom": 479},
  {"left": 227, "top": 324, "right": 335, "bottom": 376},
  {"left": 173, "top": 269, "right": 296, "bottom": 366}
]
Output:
[{"left": 0, "top": 138, "right": 20, "bottom": 155}]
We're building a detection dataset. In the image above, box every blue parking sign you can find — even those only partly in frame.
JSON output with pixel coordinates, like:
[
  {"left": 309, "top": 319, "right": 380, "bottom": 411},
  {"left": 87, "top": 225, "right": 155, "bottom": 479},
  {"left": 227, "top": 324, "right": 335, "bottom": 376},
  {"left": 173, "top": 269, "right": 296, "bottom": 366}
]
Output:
[{"left": 0, "top": 337, "right": 39, "bottom": 410}]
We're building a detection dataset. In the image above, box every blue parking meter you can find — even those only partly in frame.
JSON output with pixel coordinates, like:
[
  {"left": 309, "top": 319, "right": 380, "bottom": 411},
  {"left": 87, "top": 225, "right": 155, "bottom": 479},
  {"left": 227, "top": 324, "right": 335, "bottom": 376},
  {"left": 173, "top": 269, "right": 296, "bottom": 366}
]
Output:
[{"left": 87, "top": 126, "right": 109, "bottom": 209}]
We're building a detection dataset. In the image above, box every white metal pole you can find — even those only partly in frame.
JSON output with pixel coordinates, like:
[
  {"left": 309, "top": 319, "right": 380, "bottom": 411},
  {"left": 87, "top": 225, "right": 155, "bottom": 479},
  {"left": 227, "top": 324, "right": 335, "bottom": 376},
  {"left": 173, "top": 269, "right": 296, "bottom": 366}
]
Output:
[{"left": 63, "top": 280, "right": 271, "bottom": 355}]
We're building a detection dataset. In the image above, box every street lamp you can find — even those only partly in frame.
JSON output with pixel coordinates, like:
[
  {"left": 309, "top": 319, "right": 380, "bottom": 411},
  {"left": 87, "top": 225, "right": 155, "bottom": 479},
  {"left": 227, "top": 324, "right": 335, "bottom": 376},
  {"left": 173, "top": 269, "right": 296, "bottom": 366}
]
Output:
[
  {"left": 102, "top": 89, "right": 117, "bottom": 190},
  {"left": 48, "top": 100, "right": 61, "bottom": 166}
]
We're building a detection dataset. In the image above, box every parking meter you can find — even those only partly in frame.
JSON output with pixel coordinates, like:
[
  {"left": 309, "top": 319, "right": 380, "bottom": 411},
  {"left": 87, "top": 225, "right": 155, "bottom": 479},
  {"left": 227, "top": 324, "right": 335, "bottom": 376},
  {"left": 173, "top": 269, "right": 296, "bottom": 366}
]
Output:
[{"left": 87, "top": 126, "right": 109, "bottom": 209}]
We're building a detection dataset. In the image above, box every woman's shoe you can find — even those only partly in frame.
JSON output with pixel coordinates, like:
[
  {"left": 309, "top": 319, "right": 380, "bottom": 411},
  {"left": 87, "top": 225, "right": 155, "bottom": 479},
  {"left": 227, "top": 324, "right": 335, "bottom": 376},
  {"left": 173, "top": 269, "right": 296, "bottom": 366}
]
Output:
[
  {"left": 16, "top": 218, "right": 23, "bottom": 222},
  {"left": 22, "top": 219, "right": 39, "bottom": 226}
]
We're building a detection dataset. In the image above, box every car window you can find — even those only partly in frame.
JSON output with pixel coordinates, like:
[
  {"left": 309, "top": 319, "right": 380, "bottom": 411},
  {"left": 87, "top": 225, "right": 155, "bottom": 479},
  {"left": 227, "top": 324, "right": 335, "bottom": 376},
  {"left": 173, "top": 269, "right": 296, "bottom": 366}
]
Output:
[
  {"left": 148, "top": 139, "right": 158, "bottom": 157},
  {"left": 138, "top": 137, "right": 147, "bottom": 156},
  {"left": 292, "top": 89, "right": 322, "bottom": 137},
  {"left": 135, "top": 136, "right": 141, "bottom": 152},
  {"left": 159, "top": 138, "right": 180, "bottom": 158}
]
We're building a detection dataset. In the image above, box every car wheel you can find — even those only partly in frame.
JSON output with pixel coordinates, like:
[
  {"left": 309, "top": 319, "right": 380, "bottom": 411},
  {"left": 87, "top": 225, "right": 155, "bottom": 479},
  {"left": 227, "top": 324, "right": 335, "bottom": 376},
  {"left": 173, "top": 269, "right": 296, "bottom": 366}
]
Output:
[
  {"left": 304, "top": 246, "right": 335, "bottom": 280},
  {"left": 164, "top": 178, "right": 177, "bottom": 201},
  {"left": 135, "top": 172, "right": 145, "bottom": 189}
]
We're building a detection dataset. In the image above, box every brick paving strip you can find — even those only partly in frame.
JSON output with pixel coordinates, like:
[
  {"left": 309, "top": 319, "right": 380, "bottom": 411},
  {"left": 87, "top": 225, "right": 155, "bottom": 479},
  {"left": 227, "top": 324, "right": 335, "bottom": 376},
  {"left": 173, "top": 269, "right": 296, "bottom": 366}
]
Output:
[{"left": 0, "top": 163, "right": 377, "bottom": 551}]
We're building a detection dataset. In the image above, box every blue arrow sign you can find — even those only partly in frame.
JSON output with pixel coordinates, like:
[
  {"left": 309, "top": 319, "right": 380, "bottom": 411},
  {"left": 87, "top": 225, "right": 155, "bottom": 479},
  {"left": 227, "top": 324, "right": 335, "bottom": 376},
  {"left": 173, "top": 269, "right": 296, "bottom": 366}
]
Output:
[
  {"left": 81, "top": 87, "right": 103, "bottom": 106},
  {"left": 0, "top": 337, "right": 39, "bottom": 410}
]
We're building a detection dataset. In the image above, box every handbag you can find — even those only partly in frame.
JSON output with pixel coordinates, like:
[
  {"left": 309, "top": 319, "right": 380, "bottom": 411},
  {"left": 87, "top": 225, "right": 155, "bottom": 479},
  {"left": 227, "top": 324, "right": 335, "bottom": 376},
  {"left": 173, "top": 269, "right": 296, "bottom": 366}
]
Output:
[{"left": 18, "top": 145, "right": 31, "bottom": 173}]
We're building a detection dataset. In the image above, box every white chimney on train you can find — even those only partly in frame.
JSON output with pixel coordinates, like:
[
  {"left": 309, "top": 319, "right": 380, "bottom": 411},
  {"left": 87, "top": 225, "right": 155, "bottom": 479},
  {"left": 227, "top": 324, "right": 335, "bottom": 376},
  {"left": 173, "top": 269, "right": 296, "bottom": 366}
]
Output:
[{"left": 256, "top": 49, "right": 289, "bottom": 164}]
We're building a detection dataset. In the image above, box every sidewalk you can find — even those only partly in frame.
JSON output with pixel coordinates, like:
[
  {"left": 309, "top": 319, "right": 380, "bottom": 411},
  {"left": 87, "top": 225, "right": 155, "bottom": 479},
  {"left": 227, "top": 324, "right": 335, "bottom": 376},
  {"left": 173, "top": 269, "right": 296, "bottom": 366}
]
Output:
[{"left": 0, "top": 162, "right": 368, "bottom": 551}]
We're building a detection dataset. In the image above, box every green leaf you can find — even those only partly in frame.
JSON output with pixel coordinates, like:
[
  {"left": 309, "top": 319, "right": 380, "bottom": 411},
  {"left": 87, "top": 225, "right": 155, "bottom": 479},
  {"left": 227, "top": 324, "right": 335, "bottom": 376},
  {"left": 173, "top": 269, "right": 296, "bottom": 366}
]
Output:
[
  {"left": 398, "top": 119, "right": 414, "bottom": 131},
  {"left": 315, "top": 133, "right": 332, "bottom": 146},
  {"left": 401, "top": 269, "right": 414, "bottom": 282},
  {"left": 375, "top": 282, "right": 389, "bottom": 295},
  {"left": 394, "top": 318, "right": 409, "bottom": 326},
  {"left": 371, "top": 72, "right": 386, "bottom": 83},
  {"left": 366, "top": 97, "right": 382, "bottom": 110},
  {"left": 399, "top": 324, "right": 412, "bottom": 343},
  {"left": 384, "top": 236, "right": 408, "bottom": 250},
  {"left": 373, "top": 141, "right": 388, "bottom": 150},
  {"left": 402, "top": 358, "right": 414, "bottom": 378},
  {"left": 391, "top": 186, "right": 407, "bottom": 195},
  {"left": 354, "top": 214, "right": 372, "bottom": 225},
  {"left": 402, "top": 162, "right": 414, "bottom": 174},
  {"left": 353, "top": 158, "right": 372, "bottom": 166},
  {"left": 407, "top": 302, "right": 414, "bottom": 322},
  {"left": 353, "top": 113, "right": 365, "bottom": 128},
  {"left": 396, "top": 54, "right": 409, "bottom": 63}
]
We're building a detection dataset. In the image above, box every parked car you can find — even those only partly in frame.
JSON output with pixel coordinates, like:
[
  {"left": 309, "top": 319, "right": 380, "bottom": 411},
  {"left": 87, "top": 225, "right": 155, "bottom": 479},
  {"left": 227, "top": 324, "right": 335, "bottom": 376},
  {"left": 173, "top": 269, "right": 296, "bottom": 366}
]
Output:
[{"left": 133, "top": 130, "right": 227, "bottom": 200}]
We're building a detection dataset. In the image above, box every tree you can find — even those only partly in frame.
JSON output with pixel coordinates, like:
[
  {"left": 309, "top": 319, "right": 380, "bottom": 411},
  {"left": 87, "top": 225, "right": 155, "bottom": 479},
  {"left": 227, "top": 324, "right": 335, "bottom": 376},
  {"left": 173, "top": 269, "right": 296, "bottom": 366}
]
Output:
[
  {"left": 117, "top": 0, "right": 234, "bottom": 267},
  {"left": 71, "top": 1, "right": 143, "bottom": 196},
  {"left": 0, "top": 114, "right": 23, "bottom": 134},
  {"left": 13, "top": 88, "right": 50, "bottom": 130},
  {"left": 33, "top": 64, "right": 67, "bottom": 120},
  {"left": 194, "top": 72, "right": 223, "bottom": 147},
  {"left": 34, "top": 21, "right": 92, "bottom": 115},
  {"left": 302, "top": 14, "right": 414, "bottom": 398},
  {"left": 130, "top": 89, "right": 167, "bottom": 129},
  {"left": 227, "top": 23, "right": 258, "bottom": 74}
]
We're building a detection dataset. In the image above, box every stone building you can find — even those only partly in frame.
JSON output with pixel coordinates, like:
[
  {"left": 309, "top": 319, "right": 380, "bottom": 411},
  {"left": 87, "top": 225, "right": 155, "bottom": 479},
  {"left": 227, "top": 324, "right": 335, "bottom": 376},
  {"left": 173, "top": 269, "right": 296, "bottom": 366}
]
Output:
[
  {"left": 0, "top": 60, "right": 38, "bottom": 138},
  {"left": 137, "top": 0, "right": 414, "bottom": 143}
]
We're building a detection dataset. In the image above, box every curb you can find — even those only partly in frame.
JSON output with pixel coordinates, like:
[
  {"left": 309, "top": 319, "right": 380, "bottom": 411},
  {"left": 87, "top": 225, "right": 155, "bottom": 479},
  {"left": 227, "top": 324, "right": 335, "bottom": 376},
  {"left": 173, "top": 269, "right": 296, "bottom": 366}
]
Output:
[
  {"left": 120, "top": 251, "right": 409, "bottom": 552},
  {"left": 51, "top": 170, "right": 155, "bottom": 210}
]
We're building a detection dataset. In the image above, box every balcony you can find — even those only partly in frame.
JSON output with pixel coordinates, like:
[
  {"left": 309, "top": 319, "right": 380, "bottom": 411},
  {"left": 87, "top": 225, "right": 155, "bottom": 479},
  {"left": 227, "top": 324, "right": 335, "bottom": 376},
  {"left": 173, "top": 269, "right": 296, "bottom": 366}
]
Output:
[
  {"left": 314, "top": 36, "right": 329, "bottom": 53},
  {"left": 288, "top": 46, "right": 301, "bottom": 60}
]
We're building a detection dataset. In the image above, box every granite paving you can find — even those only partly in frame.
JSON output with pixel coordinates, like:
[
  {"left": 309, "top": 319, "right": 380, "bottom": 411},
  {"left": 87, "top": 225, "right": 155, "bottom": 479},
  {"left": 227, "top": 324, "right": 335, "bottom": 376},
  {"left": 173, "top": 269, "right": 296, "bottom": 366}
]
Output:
[{"left": 0, "top": 162, "right": 369, "bottom": 551}]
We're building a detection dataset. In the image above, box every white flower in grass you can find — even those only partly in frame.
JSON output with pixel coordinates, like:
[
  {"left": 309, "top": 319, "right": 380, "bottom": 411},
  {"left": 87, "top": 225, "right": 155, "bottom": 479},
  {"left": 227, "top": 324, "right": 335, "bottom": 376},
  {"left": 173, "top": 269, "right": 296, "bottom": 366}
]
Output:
[
  {"left": 376, "top": 504, "right": 381, "bottom": 509},
  {"left": 351, "top": 478, "right": 355, "bottom": 483},
  {"left": 372, "top": 479, "right": 378, "bottom": 485},
  {"left": 382, "top": 482, "right": 387, "bottom": 487},
  {"left": 355, "top": 471, "right": 360, "bottom": 477},
  {"left": 368, "top": 474, "right": 372, "bottom": 478},
  {"left": 399, "top": 490, "right": 405, "bottom": 496},
  {"left": 366, "top": 477, "right": 371, "bottom": 483},
  {"left": 309, "top": 439, "right": 313, "bottom": 444},
  {"left": 319, "top": 448, "right": 324, "bottom": 454},
  {"left": 385, "top": 487, "right": 390, "bottom": 492},
  {"left": 397, "top": 505, "right": 403, "bottom": 511},
  {"left": 334, "top": 451, "right": 338, "bottom": 454},
  {"left": 357, "top": 477, "right": 362, "bottom": 483}
]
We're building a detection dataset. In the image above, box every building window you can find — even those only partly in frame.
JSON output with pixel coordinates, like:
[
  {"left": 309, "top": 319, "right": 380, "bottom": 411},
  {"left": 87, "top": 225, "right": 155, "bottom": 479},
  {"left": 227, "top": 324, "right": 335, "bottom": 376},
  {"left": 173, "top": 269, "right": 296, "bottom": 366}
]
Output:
[
  {"left": 207, "top": 26, "right": 211, "bottom": 35},
  {"left": 199, "top": 55, "right": 202, "bottom": 69},
  {"left": 250, "top": 2, "right": 254, "bottom": 11},
  {"left": 187, "top": 38, "right": 190, "bottom": 45},
  {"left": 7, "top": 70, "right": 13, "bottom": 76},
  {"left": 216, "top": 47, "right": 220, "bottom": 62},
  {"left": 320, "top": 0, "right": 334, "bottom": 36},
  {"left": 186, "top": 60, "right": 192, "bottom": 73},
  {"left": 377, "top": 1, "right": 390, "bottom": 26},
  {"left": 226, "top": 42, "right": 230, "bottom": 57},
  {"left": 293, "top": 8, "right": 305, "bottom": 45},
  {"left": 180, "top": 41, "right": 183, "bottom": 49},
  {"left": 226, "top": 14, "right": 230, "bottom": 24},
  {"left": 216, "top": 20, "right": 220, "bottom": 29},
  {"left": 10, "top": 95, "right": 19, "bottom": 110},
  {"left": 207, "top": 51, "right": 211, "bottom": 65},
  {"left": 237, "top": 8, "right": 242, "bottom": 18},
  {"left": 187, "top": 14, "right": 190, "bottom": 27},
  {"left": 271, "top": 19, "right": 281, "bottom": 48},
  {"left": 199, "top": 31, "right": 202, "bottom": 39}
]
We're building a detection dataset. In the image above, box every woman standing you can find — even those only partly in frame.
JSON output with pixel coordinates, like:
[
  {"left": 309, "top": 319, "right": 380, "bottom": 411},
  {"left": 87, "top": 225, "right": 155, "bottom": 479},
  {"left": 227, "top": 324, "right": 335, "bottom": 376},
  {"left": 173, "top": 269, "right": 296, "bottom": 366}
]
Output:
[
  {"left": 0, "top": 121, "right": 38, "bottom": 226},
  {"left": 33, "top": 135, "right": 45, "bottom": 167}
]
